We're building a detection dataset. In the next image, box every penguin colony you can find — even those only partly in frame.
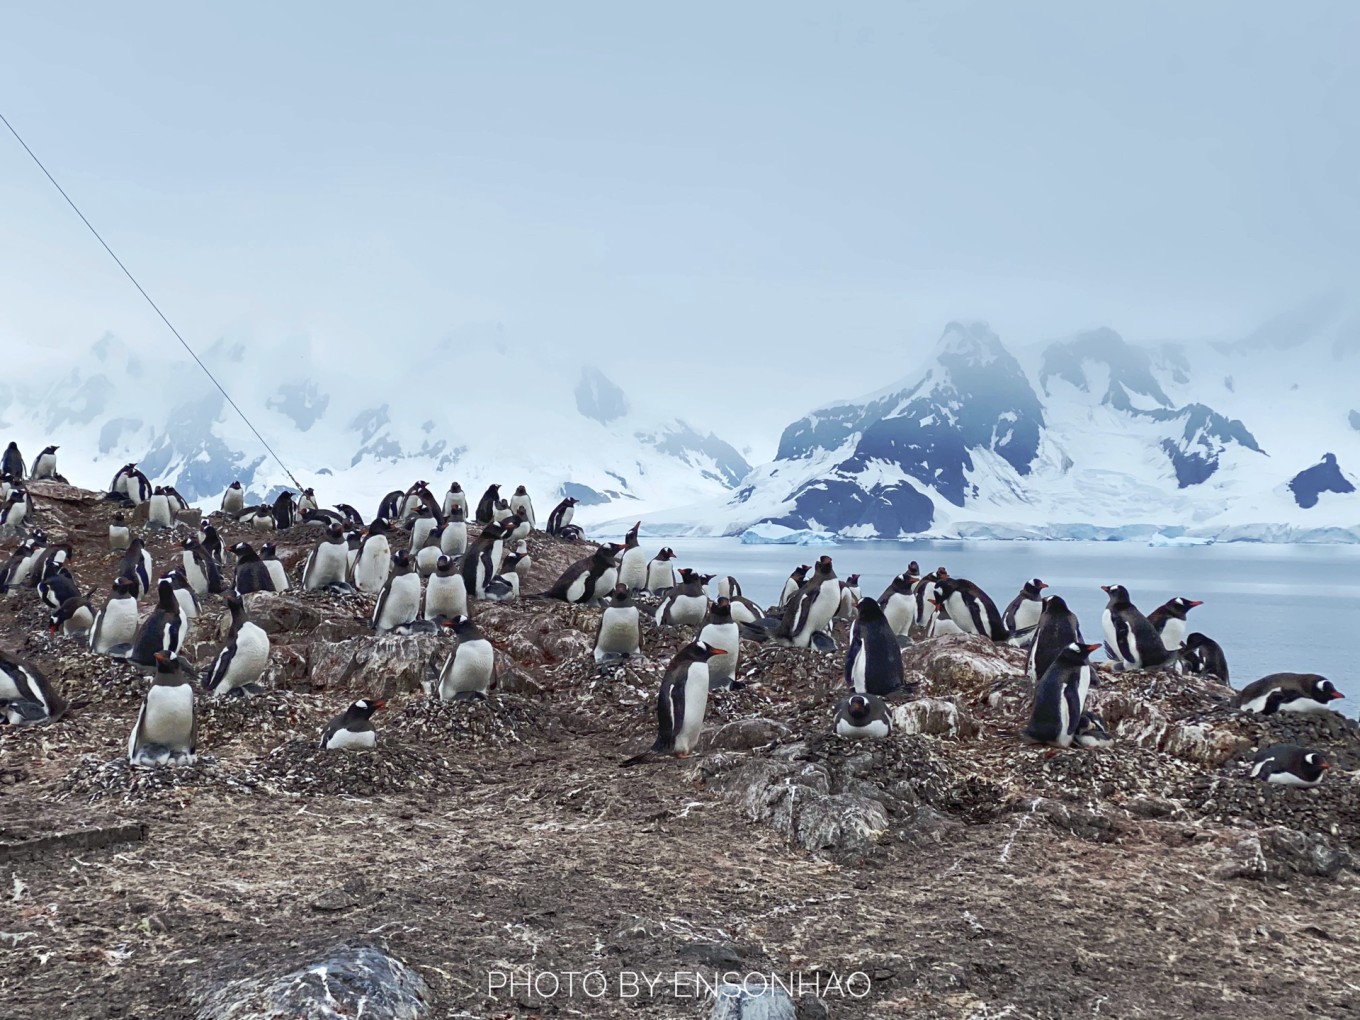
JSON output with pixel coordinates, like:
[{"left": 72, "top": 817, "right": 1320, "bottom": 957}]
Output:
[{"left": 0, "top": 442, "right": 1346, "bottom": 795}]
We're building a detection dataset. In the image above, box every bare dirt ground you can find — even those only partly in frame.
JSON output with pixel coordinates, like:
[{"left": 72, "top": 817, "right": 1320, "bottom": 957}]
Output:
[{"left": 3, "top": 481, "right": 1360, "bottom": 1020}]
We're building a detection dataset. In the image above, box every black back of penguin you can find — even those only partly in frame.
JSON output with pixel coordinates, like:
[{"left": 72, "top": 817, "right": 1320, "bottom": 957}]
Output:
[
  {"left": 1027, "top": 594, "right": 1083, "bottom": 683},
  {"left": 844, "top": 597, "right": 906, "bottom": 697},
  {"left": 1024, "top": 642, "right": 1099, "bottom": 746}
]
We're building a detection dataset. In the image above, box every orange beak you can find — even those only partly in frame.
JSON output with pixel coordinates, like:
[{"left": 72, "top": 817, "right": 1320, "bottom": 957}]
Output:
[{"left": 372, "top": 699, "right": 388, "bottom": 711}]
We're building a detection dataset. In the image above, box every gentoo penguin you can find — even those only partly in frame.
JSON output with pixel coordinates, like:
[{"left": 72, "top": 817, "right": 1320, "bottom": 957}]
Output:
[
  {"left": 1074, "top": 711, "right": 1115, "bottom": 749},
  {"left": 716, "top": 576, "right": 743, "bottom": 600},
  {"left": 415, "top": 524, "right": 445, "bottom": 577},
  {"left": 33, "top": 543, "right": 71, "bottom": 587},
  {"left": 1027, "top": 594, "right": 1085, "bottom": 684},
  {"left": 350, "top": 519, "right": 392, "bottom": 594},
  {"left": 441, "top": 506, "right": 469, "bottom": 558},
  {"left": 164, "top": 486, "right": 190, "bottom": 516},
  {"left": 108, "top": 463, "right": 151, "bottom": 505},
  {"left": 621, "top": 642, "right": 726, "bottom": 765},
  {"left": 492, "top": 498, "right": 514, "bottom": 524},
  {"left": 1023, "top": 642, "right": 1101, "bottom": 747},
  {"left": 270, "top": 490, "right": 296, "bottom": 530},
  {"left": 508, "top": 485, "right": 536, "bottom": 528},
  {"left": 182, "top": 536, "right": 225, "bottom": 595},
  {"left": 230, "top": 542, "right": 276, "bottom": 595},
  {"left": 1236, "top": 673, "right": 1346, "bottom": 715},
  {"left": 594, "top": 584, "right": 641, "bottom": 664},
  {"left": 844, "top": 597, "right": 906, "bottom": 697},
  {"left": 297, "top": 487, "right": 319, "bottom": 516},
  {"left": 109, "top": 512, "right": 131, "bottom": 552},
  {"left": 118, "top": 537, "right": 153, "bottom": 598},
  {"left": 1, "top": 442, "right": 24, "bottom": 479},
  {"left": 30, "top": 445, "right": 58, "bottom": 480},
  {"left": 836, "top": 574, "right": 862, "bottom": 620},
  {"left": 372, "top": 551, "right": 421, "bottom": 633},
  {"left": 408, "top": 504, "right": 438, "bottom": 554},
  {"left": 1182, "top": 632, "right": 1230, "bottom": 685},
  {"left": 1147, "top": 596, "right": 1203, "bottom": 652},
  {"left": 1003, "top": 578, "right": 1048, "bottom": 643},
  {"left": 878, "top": 570, "right": 919, "bottom": 639},
  {"left": 424, "top": 555, "right": 469, "bottom": 621},
  {"left": 912, "top": 567, "right": 948, "bottom": 633},
  {"left": 475, "top": 484, "right": 501, "bottom": 525},
  {"left": 89, "top": 578, "right": 140, "bottom": 654},
  {"left": 502, "top": 507, "right": 532, "bottom": 545},
  {"left": 127, "top": 577, "right": 185, "bottom": 665},
  {"left": 645, "top": 547, "right": 678, "bottom": 593},
  {"left": 128, "top": 653, "right": 196, "bottom": 765},
  {"left": 165, "top": 570, "right": 201, "bottom": 633},
  {"left": 482, "top": 554, "right": 523, "bottom": 602},
  {"left": 302, "top": 523, "right": 350, "bottom": 590},
  {"left": 460, "top": 520, "right": 507, "bottom": 599},
  {"left": 617, "top": 522, "right": 648, "bottom": 591},
  {"left": 655, "top": 568, "right": 711, "bottom": 630},
  {"left": 0, "top": 649, "right": 66, "bottom": 725},
  {"left": 442, "top": 482, "right": 469, "bottom": 520},
  {"left": 834, "top": 693, "right": 892, "bottom": 740},
  {"left": 238, "top": 504, "right": 277, "bottom": 531},
  {"left": 772, "top": 556, "right": 840, "bottom": 648},
  {"left": 203, "top": 592, "right": 271, "bottom": 697},
  {"left": 334, "top": 503, "right": 365, "bottom": 529},
  {"left": 37, "top": 567, "right": 79, "bottom": 611},
  {"left": 221, "top": 481, "right": 246, "bottom": 516},
  {"left": 259, "top": 542, "right": 291, "bottom": 592},
  {"left": 535, "top": 542, "right": 624, "bottom": 605},
  {"left": 49, "top": 591, "right": 96, "bottom": 638},
  {"left": 546, "top": 497, "right": 579, "bottom": 538},
  {"left": 147, "top": 486, "right": 175, "bottom": 529},
  {"left": 436, "top": 615, "right": 496, "bottom": 700},
  {"left": 1249, "top": 744, "right": 1331, "bottom": 788},
  {"left": 778, "top": 565, "right": 811, "bottom": 609},
  {"left": 0, "top": 489, "right": 31, "bottom": 530},
  {"left": 512, "top": 540, "right": 532, "bottom": 578},
  {"left": 200, "top": 521, "right": 224, "bottom": 563},
  {"left": 935, "top": 577, "right": 1008, "bottom": 641},
  {"left": 374, "top": 489, "right": 403, "bottom": 523},
  {"left": 698, "top": 598, "right": 741, "bottom": 689},
  {"left": 320, "top": 698, "right": 386, "bottom": 750},
  {"left": 1100, "top": 584, "right": 1177, "bottom": 671},
  {"left": 0, "top": 539, "right": 39, "bottom": 592}
]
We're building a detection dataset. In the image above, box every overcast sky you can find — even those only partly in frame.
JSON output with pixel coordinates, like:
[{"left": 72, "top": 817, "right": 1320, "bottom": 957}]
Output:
[{"left": 2, "top": 1, "right": 1356, "bottom": 458}]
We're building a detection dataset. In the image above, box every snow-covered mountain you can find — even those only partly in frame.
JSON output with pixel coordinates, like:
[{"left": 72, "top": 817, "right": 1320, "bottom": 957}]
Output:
[
  {"left": 0, "top": 329, "right": 751, "bottom": 523},
  {"left": 611, "top": 309, "right": 1360, "bottom": 542}
]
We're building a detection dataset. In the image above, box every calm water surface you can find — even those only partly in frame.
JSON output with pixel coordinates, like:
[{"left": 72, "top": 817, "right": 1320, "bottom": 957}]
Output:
[{"left": 665, "top": 539, "right": 1360, "bottom": 712}]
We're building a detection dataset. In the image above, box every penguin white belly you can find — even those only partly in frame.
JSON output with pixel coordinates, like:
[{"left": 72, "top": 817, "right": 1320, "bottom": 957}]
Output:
[
  {"left": 1239, "top": 692, "right": 1274, "bottom": 714},
  {"left": 778, "top": 579, "right": 798, "bottom": 607},
  {"left": 215, "top": 624, "right": 271, "bottom": 693},
  {"left": 837, "top": 717, "right": 890, "bottom": 739},
  {"left": 1159, "top": 618, "right": 1186, "bottom": 651},
  {"left": 560, "top": 505, "right": 574, "bottom": 529},
  {"left": 837, "top": 587, "right": 858, "bottom": 619},
  {"left": 439, "top": 640, "right": 495, "bottom": 699},
  {"left": 0, "top": 670, "right": 24, "bottom": 702},
  {"left": 595, "top": 566, "right": 618, "bottom": 597},
  {"left": 672, "top": 666, "right": 710, "bottom": 754},
  {"left": 618, "top": 549, "right": 648, "bottom": 590},
  {"left": 646, "top": 563, "right": 674, "bottom": 592},
  {"left": 441, "top": 524, "right": 468, "bottom": 556},
  {"left": 409, "top": 518, "right": 435, "bottom": 552},
  {"left": 306, "top": 544, "right": 348, "bottom": 588},
  {"left": 66, "top": 606, "right": 95, "bottom": 634},
  {"left": 664, "top": 594, "right": 708, "bottom": 627},
  {"left": 849, "top": 645, "right": 868, "bottom": 693},
  {"left": 135, "top": 685, "right": 196, "bottom": 753},
  {"left": 265, "top": 561, "right": 290, "bottom": 592},
  {"left": 883, "top": 594, "right": 913, "bottom": 635},
  {"left": 173, "top": 589, "right": 199, "bottom": 621},
  {"left": 424, "top": 574, "right": 469, "bottom": 620},
  {"left": 595, "top": 609, "right": 640, "bottom": 660},
  {"left": 793, "top": 583, "right": 840, "bottom": 647},
  {"left": 182, "top": 555, "right": 208, "bottom": 594},
  {"left": 1100, "top": 610, "right": 1123, "bottom": 664},
  {"left": 1280, "top": 697, "right": 1333, "bottom": 714},
  {"left": 943, "top": 593, "right": 980, "bottom": 635},
  {"left": 415, "top": 546, "right": 441, "bottom": 576},
  {"left": 353, "top": 538, "right": 391, "bottom": 593},
  {"left": 698, "top": 622, "right": 739, "bottom": 681},
  {"left": 1264, "top": 771, "right": 1320, "bottom": 787},
  {"left": 148, "top": 496, "right": 172, "bottom": 527},
  {"left": 326, "top": 727, "right": 376, "bottom": 750},
  {"left": 1054, "top": 694, "right": 1074, "bottom": 748},
  {"left": 92, "top": 600, "right": 139, "bottom": 652},
  {"left": 374, "top": 576, "right": 421, "bottom": 631},
  {"left": 1013, "top": 600, "right": 1042, "bottom": 634}
]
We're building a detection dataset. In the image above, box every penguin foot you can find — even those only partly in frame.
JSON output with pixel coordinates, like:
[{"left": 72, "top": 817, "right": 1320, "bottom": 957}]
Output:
[{"left": 450, "top": 691, "right": 488, "bottom": 703}]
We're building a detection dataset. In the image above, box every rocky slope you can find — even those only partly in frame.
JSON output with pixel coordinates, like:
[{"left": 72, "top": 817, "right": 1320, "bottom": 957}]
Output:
[{"left": 2, "top": 483, "right": 1360, "bottom": 1019}]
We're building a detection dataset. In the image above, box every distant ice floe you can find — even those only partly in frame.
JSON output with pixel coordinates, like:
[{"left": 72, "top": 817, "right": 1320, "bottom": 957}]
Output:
[{"left": 739, "top": 523, "right": 838, "bottom": 546}]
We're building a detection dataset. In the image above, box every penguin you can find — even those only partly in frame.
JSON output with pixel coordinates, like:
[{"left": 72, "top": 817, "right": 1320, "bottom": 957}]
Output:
[
  {"left": 0, "top": 539, "right": 39, "bottom": 592},
  {"left": 118, "top": 538, "right": 153, "bottom": 598},
  {"left": 461, "top": 521, "right": 507, "bottom": 599},
  {"left": 844, "top": 596, "right": 906, "bottom": 697},
  {"left": 0, "top": 649, "right": 66, "bottom": 725},
  {"left": 1074, "top": 711, "right": 1115, "bottom": 749},
  {"left": 502, "top": 507, "right": 532, "bottom": 544},
  {"left": 37, "top": 568, "right": 79, "bottom": 611},
  {"left": 1003, "top": 578, "right": 1048, "bottom": 643},
  {"left": 147, "top": 486, "right": 175, "bottom": 529},
  {"left": 109, "top": 512, "right": 131, "bottom": 552},
  {"left": 1182, "top": 632, "right": 1229, "bottom": 685},
  {"left": 259, "top": 542, "right": 291, "bottom": 592},
  {"left": 1249, "top": 744, "right": 1331, "bottom": 788},
  {"left": 1147, "top": 596, "right": 1204, "bottom": 652},
  {"left": 89, "top": 578, "right": 140, "bottom": 654},
  {"left": 438, "top": 505, "right": 469, "bottom": 559},
  {"left": 1235, "top": 673, "right": 1346, "bottom": 715},
  {"left": 30, "top": 445, "right": 58, "bottom": 481},
  {"left": 400, "top": 481, "right": 430, "bottom": 522},
  {"left": 834, "top": 693, "right": 893, "bottom": 740},
  {"left": 1023, "top": 642, "right": 1101, "bottom": 747},
  {"left": 335, "top": 503, "right": 366, "bottom": 529},
  {"left": 128, "top": 652, "right": 197, "bottom": 765},
  {"left": 165, "top": 570, "right": 201, "bottom": 633},
  {"left": 203, "top": 592, "right": 271, "bottom": 697},
  {"left": 127, "top": 577, "right": 185, "bottom": 666},
  {"left": 49, "top": 591, "right": 96, "bottom": 638},
  {"left": 716, "top": 576, "right": 743, "bottom": 600},
  {"left": 546, "top": 496, "right": 580, "bottom": 537},
  {"left": 106, "top": 463, "right": 136, "bottom": 503},
  {"left": 230, "top": 542, "right": 276, "bottom": 596},
  {"left": 296, "top": 487, "right": 319, "bottom": 516},
  {"left": 617, "top": 521, "right": 648, "bottom": 591},
  {"left": 1026, "top": 594, "right": 1085, "bottom": 684},
  {"left": 374, "top": 490, "right": 403, "bottom": 523},
  {"left": 0, "top": 489, "right": 31, "bottom": 531},
  {"left": 424, "top": 555, "right": 469, "bottom": 621},
  {"left": 271, "top": 490, "right": 296, "bottom": 530},
  {"left": 350, "top": 519, "right": 392, "bottom": 594},
  {"left": 778, "top": 564, "right": 810, "bottom": 609},
  {"left": 415, "top": 524, "right": 445, "bottom": 577},
  {"left": 239, "top": 505, "right": 277, "bottom": 531},
  {"left": 320, "top": 698, "right": 386, "bottom": 750},
  {"left": 878, "top": 570, "right": 919, "bottom": 638},
  {"left": 372, "top": 551, "right": 421, "bottom": 633},
  {"left": 594, "top": 584, "right": 641, "bottom": 664},
  {"left": 697, "top": 598, "right": 741, "bottom": 689},
  {"left": 221, "top": 481, "right": 246, "bottom": 516},
  {"left": 0, "top": 472, "right": 9, "bottom": 501},
  {"left": 301, "top": 507, "right": 345, "bottom": 527},
  {"left": 935, "top": 577, "right": 1008, "bottom": 641},
  {"left": 109, "top": 464, "right": 151, "bottom": 505},
  {"left": 442, "top": 482, "right": 469, "bottom": 520},
  {"left": 475, "top": 484, "right": 501, "bottom": 525},
  {"left": 32, "top": 544, "right": 71, "bottom": 587},
  {"left": 508, "top": 485, "right": 536, "bottom": 528},
  {"left": 345, "top": 530, "right": 363, "bottom": 573},
  {"left": 512, "top": 540, "right": 532, "bottom": 579},
  {"left": 645, "top": 547, "right": 678, "bottom": 593},
  {"left": 200, "top": 521, "right": 224, "bottom": 563},
  {"left": 654, "top": 569, "right": 711, "bottom": 630},
  {"left": 1, "top": 442, "right": 25, "bottom": 479},
  {"left": 302, "top": 523, "right": 350, "bottom": 591},
  {"left": 912, "top": 567, "right": 948, "bottom": 633},
  {"left": 182, "top": 536, "right": 225, "bottom": 595},
  {"left": 491, "top": 498, "right": 513, "bottom": 524},
  {"left": 481, "top": 554, "right": 523, "bottom": 602},
  {"left": 836, "top": 574, "right": 862, "bottom": 620},
  {"left": 535, "top": 542, "right": 624, "bottom": 605},
  {"left": 408, "top": 504, "right": 438, "bottom": 554},
  {"left": 436, "top": 615, "right": 496, "bottom": 700},
  {"left": 1100, "top": 584, "right": 1178, "bottom": 671},
  {"left": 163, "top": 486, "right": 190, "bottom": 516},
  {"left": 621, "top": 642, "right": 726, "bottom": 765},
  {"left": 772, "top": 556, "right": 840, "bottom": 648}
]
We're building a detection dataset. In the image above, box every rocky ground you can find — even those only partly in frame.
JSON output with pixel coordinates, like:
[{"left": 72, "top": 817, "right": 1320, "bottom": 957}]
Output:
[{"left": 3, "top": 481, "right": 1360, "bottom": 1020}]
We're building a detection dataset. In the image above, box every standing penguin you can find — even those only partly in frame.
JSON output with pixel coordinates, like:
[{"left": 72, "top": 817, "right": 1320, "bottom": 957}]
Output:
[
  {"left": 654, "top": 568, "right": 711, "bottom": 631},
  {"left": 30, "top": 445, "right": 58, "bottom": 480},
  {"left": 546, "top": 496, "right": 579, "bottom": 537},
  {"left": 109, "top": 464, "right": 151, "bottom": 505},
  {"left": 617, "top": 522, "right": 648, "bottom": 591},
  {"left": 502, "top": 507, "right": 532, "bottom": 545},
  {"left": 1182, "top": 632, "right": 1229, "bottom": 685},
  {"left": 441, "top": 505, "right": 469, "bottom": 557},
  {"left": 271, "top": 491, "right": 297, "bottom": 530},
  {"left": 436, "top": 615, "right": 496, "bottom": 700},
  {"left": 836, "top": 574, "right": 862, "bottom": 620},
  {"left": 621, "top": 642, "right": 726, "bottom": 765},
  {"left": 461, "top": 521, "right": 507, "bottom": 599},
  {"left": 296, "top": 487, "right": 319, "bottom": 516},
  {"left": 935, "top": 577, "right": 1008, "bottom": 641},
  {"left": 442, "top": 482, "right": 469, "bottom": 520},
  {"left": 645, "top": 547, "right": 678, "bottom": 593},
  {"left": 1003, "top": 578, "right": 1048, "bottom": 643},
  {"left": 350, "top": 519, "right": 392, "bottom": 594},
  {"left": 912, "top": 567, "right": 948, "bottom": 633},
  {"left": 1027, "top": 594, "right": 1085, "bottom": 684},
  {"left": 302, "top": 523, "right": 350, "bottom": 591},
  {"left": 89, "top": 578, "right": 140, "bottom": 654},
  {"left": 1023, "top": 642, "right": 1101, "bottom": 748},
  {"left": 320, "top": 698, "right": 386, "bottom": 750},
  {"left": 0, "top": 489, "right": 32, "bottom": 531},
  {"left": 1100, "top": 584, "right": 1177, "bottom": 671},
  {"left": 698, "top": 598, "right": 741, "bottom": 690},
  {"left": 128, "top": 652, "right": 197, "bottom": 765},
  {"left": 203, "top": 592, "right": 271, "bottom": 697},
  {"left": 535, "top": 542, "right": 624, "bottom": 604},
  {"left": 773, "top": 556, "right": 840, "bottom": 648},
  {"left": 221, "top": 481, "right": 246, "bottom": 516},
  {"left": 475, "top": 484, "right": 501, "bottom": 525},
  {"left": 0, "top": 649, "right": 67, "bottom": 725},
  {"left": 408, "top": 504, "right": 438, "bottom": 554},
  {"left": 200, "top": 521, "right": 224, "bottom": 563},
  {"left": 424, "top": 555, "right": 469, "bottom": 621},
  {"left": 844, "top": 596, "right": 906, "bottom": 697},
  {"left": 878, "top": 569, "right": 919, "bottom": 638},
  {"left": 109, "top": 512, "right": 131, "bottom": 552},
  {"left": 118, "top": 538, "right": 153, "bottom": 598},
  {"left": 372, "top": 551, "right": 421, "bottom": 633},
  {"left": 1147, "top": 596, "right": 1203, "bottom": 652},
  {"left": 716, "top": 576, "right": 742, "bottom": 600},
  {"left": 778, "top": 565, "right": 811, "bottom": 609},
  {"left": 165, "top": 569, "right": 200, "bottom": 630},
  {"left": 147, "top": 486, "right": 175, "bottom": 529},
  {"left": 508, "top": 485, "right": 536, "bottom": 528},
  {"left": 127, "top": 577, "right": 185, "bottom": 665},
  {"left": 594, "top": 584, "right": 641, "bottom": 664},
  {"left": 230, "top": 542, "right": 276, "bottom": 595},
  {"left": 259, "top": 542, "right": 291, "bottom": 592},
  {"left": 415, "top": 524, "right": 445, "bottom": 577},
  {"left": 1, "top": 442, "right": 25, "bottom": 479},
  {"left": 834, "top": 693, "right": 893, "bottom": 740},
  {"left": 1249, "top": 744, "right": 1331, "bottom": 787},
  {"left": 1236, "top": 673, "right": 1345, "bottom": 715}
]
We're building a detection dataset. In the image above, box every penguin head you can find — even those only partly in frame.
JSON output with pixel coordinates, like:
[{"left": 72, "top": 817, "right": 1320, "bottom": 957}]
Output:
[
  {"left": 223, "top": 590, "right": 245, "bottom": 612},
  {"left": 153, "top": 485, "right": 165, "bottom": 495},
  {"left": 229, "top": 481, "right": 242, "bottom": 491},
  {"left": 180, "top": 536, "right": 199, "bottom": 550},
  {"left": 260, "top": 543, "right": 277, "bottom": 558},
  {"left": 1184, "top": 632, "right": 1210, "bottom": 649},
  {"left": 597, "top": 542, "right": 624, "bottom": 561},
  {"left": 449, "top": 482, "right": 462, "bottom": 493},
  {"left": 368, "top": 518, "right": 391, "bottom": 535},
  {"left": 1309, "top": 676, "right": 1345, "bottom": 703},
  {"left": 436, "top": 554, "right": 454, "bottom": 574},
  {"left": 303, "top": 487, "right": 315, "bottom": 497},
  {"left": 1100, "top": 584, "right": 1130, "bottom": 603},
  {"left": 693, "top": 642, "right": 727, "bottom": 661},
  {"left": 1304, "top": 751, "right": 1331, "bottom": 771},
  {"left": 710, "top": 596, "right": 732, "bottom": 620},
  {"left": 846, "top": 694, "right": 872, "bottom": 720},
  {"left": 792, "top": 564, "right": 810, "bottom": 580},
  {"left": 43, "top": 445, "right": 58, "bottom": 454},
  {"left": 855, "top": 596, "right": 884, "bottom": 620},
  {"left": 515, "top": 485, "right": 528, "bottom": 496},
  {"left": 392, "top": 550, "right": 412, "bottom": 571},
  {"left": 656, "top": 547, "right": 676, "bottom": 561},
  {"left": 1168, "top": 596, "right": 1204, "bottom": 617},
  {"left": 1041, "top": 593, "right": 1071, "bottom": 614},
  {"left": 349, "top": 698, "right": 387, "bottom": 719},
  {"left": 47, "top": 609, "right": 62, "bottom": 633},
  {"left": 608, "top": 583, "right": 631, "bottom": 604},
  {"left": 1024, "top": 578, "right": 1048, "bottom": 596},
  {"left": 1058, "top": 641, "right": 1102, "bottom": 664},
  {"left": 153, "top": 650, "right": 180, "bottom": 676},
  {"left": 112, "top": 577, "right": 136, "bottom": 597},
  {"left": 414, "top": 505, "right": 432, "bottom": 518},
  {"left": 326, "top": 522, "right": 345, "bottom": 541},
  {"left": 815, "top": 556, "right": 834, "bottom": 575}
]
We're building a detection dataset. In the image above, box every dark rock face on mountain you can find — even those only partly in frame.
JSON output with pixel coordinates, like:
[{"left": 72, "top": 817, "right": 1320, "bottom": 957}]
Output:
[
  {"left": 1145, "top": 403, "right": 1264, "bottom": 488},
  {"left": 575, "top": 365, "right": 630, "bottom": 424},
  {"left": 1040, "top": 327, "right": 1173, "bottom": 408},
  {"left": 637, "top": 422, "right": 751, "bottom": 488},
  {"left": 1349, "top": 409, "right": 1360, "bottom": 431},
  {"left": 1288, "top": 453, "right": 1357, "bottom": 509}
]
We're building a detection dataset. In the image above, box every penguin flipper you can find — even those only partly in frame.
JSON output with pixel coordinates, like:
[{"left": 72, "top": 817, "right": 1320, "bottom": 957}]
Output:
[{"left": 1063, "top": 681, "right": 1084, "bottom": 738}]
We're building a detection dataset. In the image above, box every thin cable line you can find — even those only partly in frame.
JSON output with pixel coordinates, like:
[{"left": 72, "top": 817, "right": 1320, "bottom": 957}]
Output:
[{"left": 0, "top": 108, "right": 302, "bottom": 490}]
